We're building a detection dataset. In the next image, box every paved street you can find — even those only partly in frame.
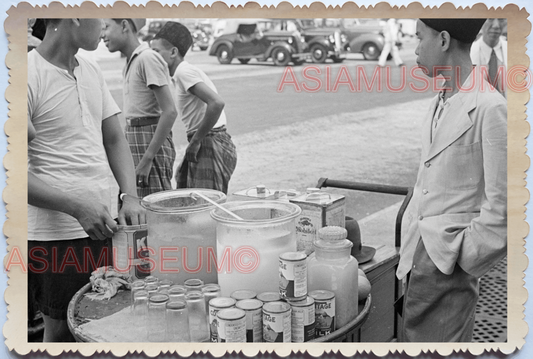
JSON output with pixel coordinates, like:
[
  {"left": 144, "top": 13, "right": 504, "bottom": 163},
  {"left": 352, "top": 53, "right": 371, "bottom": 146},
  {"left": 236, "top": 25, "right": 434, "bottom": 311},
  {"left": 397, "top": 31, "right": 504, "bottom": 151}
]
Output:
[{"left": 93, "top": 39, "right": 433, "bottom": 223}]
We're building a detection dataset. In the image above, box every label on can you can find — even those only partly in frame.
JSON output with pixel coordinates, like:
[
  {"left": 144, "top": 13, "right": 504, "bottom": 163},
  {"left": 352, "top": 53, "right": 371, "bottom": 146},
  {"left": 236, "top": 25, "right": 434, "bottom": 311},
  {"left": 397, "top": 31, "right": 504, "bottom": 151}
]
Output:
[
  {"left": 262, "top": 301, "right": 292, "bottom": 343},
  {"left": 279, "top": 252, "right": 307, "bottom": 300},
  {"left": 217, "top": 308, "right": 246, "bottom": 343},
  {"left": 112, "top": 225, "right": 149, "bottom": 279},
  {"left": 289, "top": 297, "right": 315, "bottom": 342},
  {"left": 309, "top": 290, "right": 335, "bottom": 337},
  {"left": 236, "top": 299, "right": 263, "bottom": 343},
  {"left": 209, "top": 297, "right": 236, "bottom": 342}
]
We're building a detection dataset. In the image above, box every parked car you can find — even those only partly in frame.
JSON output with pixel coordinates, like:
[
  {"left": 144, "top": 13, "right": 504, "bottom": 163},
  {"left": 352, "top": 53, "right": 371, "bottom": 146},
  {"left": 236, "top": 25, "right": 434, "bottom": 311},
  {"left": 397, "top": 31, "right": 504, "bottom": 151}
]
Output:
[
  {"left": 296, "top": 19, "right": 349, "bottom": 63},
  {"left": 208, "top": 19, "right": 309, "bottom": 66},
  {"left": 332, "top": 18, "right": 388, "bottom": 61}
]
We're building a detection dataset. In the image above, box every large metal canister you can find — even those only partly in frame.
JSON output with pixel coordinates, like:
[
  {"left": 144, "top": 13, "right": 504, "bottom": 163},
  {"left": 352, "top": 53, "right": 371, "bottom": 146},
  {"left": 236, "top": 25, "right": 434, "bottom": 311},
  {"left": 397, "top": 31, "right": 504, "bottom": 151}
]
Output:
[
  {"left": 211, "top": 200, "right": 301, "bottom": 296},
  {"left": 141, "top": 188, "right": 226, "bottom": 284}
]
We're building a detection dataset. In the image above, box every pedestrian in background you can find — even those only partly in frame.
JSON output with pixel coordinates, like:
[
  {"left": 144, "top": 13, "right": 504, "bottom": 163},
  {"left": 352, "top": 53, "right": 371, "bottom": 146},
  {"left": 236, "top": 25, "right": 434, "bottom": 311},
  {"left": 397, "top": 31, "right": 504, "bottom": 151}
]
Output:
[
  {"left": 397, "top": 18, "right": 507, "bottom": 342},
  {"left": 28, "top": 18, "right": 144, "bottom": 342},
  {"left": 150, "top": 21, "right": 237, "bottom": 194},
  {"left": 378, "top": 18, "right": 404, "bottom": 67},
  {"left": 101, "top": 18, "right": 178, "bottom": 198},
  {"left": 470, "top": 18, "right": 508, "bottom": 95}
]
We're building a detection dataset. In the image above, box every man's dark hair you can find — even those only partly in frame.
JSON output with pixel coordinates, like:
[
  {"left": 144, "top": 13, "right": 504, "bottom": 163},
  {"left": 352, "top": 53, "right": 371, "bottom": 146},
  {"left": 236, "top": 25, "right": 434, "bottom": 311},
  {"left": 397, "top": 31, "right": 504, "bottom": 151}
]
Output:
[{"left": 153, "top": 21, "right": 193, "bottom": 58}]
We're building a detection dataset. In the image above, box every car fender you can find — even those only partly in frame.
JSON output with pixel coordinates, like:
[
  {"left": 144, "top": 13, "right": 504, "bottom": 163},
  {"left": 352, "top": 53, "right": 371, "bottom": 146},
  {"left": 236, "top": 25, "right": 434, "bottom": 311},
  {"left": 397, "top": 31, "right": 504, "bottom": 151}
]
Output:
[
  {"left": 348, "top": 34, "right": 385, "bottom": 53},
  {"left": 306, "top": 37, "right": 331, "bottom": 50},
  {"left": 208, "top": 39, "right": 235, "bottom": 56},
  {"left": 266, "top": 41, "right": 296, "bottom": 57}
]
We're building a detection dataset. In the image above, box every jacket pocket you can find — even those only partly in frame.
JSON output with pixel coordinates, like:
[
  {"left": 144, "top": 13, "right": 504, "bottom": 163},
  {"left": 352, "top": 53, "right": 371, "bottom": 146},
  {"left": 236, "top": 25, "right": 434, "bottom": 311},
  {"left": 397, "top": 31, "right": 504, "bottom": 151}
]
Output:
[{"left": 444, "top": 142, "right": 483, "bottom": 191}]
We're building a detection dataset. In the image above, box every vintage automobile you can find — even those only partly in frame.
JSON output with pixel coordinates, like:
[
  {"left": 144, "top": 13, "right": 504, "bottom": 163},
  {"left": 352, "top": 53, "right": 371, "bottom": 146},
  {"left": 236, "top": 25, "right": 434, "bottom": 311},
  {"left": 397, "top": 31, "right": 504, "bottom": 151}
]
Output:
[
  {"left": 297, "top": 19, "right": 349, "bottom": 63},
  {"left": 208, "top": 19, "right": 310, "bottom": 66}
]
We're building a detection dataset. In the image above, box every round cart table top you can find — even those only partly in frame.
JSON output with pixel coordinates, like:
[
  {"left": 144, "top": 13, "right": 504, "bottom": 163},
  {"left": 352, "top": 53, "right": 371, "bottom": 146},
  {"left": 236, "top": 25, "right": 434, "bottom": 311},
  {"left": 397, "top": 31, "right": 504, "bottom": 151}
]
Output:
[{"left": 68, "top": 282, "right": 372, "bottom": 343}]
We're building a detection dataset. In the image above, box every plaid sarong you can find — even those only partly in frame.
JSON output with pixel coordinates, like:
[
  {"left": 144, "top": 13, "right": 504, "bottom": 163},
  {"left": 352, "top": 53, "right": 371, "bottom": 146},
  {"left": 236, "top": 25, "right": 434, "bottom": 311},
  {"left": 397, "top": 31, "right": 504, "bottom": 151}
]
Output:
[
  {"left": 125, "top": 123, "right": 176, "bottom": 198},
  {"left": 176, "top": 127, "right": 237, "bottom": 194}
]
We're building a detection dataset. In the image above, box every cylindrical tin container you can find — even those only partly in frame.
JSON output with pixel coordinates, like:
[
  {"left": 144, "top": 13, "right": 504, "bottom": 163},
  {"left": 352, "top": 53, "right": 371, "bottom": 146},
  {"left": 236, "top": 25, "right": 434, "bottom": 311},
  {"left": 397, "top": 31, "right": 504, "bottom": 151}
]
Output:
[
  {"left": 112, "top": 224, "right": 150, "bottom": 280},
  {"left": 257, "top": 292, "right": 281, "bottom": 304},
  {"left": 279, "top": 252, "right": 307, "bottom": 301},
  {"left": 208, "top": 297, "right": 237, "bottom": 342},
  {"left": 217, "top": 308, "right": 246, "bottom": 342},
  {"left": 236, "top": 299, "right": 263, "bottom": 342},
  {"left": 309, "top": 290, "right": 335, "bottom": 337},
  {"left": 262, "top": 301, "right": 291, "bottom": 342},
  {"left": 230, "top": 289, "right": 257, "bottom": 301},
  {"left": 288, "top": 296, "right": 315, "bottom": 342}
]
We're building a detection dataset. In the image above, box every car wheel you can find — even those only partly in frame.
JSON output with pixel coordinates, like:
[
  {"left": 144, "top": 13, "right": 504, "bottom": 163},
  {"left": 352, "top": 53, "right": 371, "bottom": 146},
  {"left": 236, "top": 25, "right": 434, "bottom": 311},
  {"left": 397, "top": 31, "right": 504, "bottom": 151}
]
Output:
[
  {"left": 310, "top": 44, "right": 328, "bottom": 63},
  {"left": 216, "top": 45, "right": 233, "bottom": 64},
  {"left": 272, "top": 47, "right": 291, "bottom": 66},
  {"left": 362, "top": 42, "right": 380, "bottom": 61},
  {"left": 200, "top": 46, "right": 208, "bottom": 51},
  {"left": 238, "top": 58, "right": 251, "bottom": 64},
  {"left": 331, "top": 56, "right": 345, "bottom": 63}
]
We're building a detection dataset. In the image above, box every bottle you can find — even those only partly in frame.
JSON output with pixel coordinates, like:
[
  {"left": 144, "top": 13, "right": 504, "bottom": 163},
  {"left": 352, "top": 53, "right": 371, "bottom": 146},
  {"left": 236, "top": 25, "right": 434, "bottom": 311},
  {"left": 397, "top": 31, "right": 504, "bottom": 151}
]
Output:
[
  {"left": 307, "top": 226, "right": 359, "bottom": 329},
  {"left": 166, "top": 300, "right": 191, "bottom": 342},
  {"left": 147, "top": 293, "right": 169, "bottom": 342}
]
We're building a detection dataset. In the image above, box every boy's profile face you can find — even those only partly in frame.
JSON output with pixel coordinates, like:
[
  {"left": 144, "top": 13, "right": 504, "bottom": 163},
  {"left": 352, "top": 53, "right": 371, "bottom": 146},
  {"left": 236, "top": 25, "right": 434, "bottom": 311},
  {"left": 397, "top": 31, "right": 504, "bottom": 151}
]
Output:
[
  {"left": 101, "top": 19, "right": 124, "bottom": 53},
  {"left": 415, "top": 20, "right": 442, "bottom": 78},
  {"left": 150, "top": 38, "right": 174, "bottom": 68},
  {"left": 75, "top": 19, "right": 104, "bottom": 51}
]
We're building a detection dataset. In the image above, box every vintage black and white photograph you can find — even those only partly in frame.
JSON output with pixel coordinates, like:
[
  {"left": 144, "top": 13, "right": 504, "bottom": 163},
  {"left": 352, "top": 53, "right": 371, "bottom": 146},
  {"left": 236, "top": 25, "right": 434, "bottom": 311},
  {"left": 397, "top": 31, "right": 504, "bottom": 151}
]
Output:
[{"left": 2, "top": 1, "right": 530, "bottom": 357}]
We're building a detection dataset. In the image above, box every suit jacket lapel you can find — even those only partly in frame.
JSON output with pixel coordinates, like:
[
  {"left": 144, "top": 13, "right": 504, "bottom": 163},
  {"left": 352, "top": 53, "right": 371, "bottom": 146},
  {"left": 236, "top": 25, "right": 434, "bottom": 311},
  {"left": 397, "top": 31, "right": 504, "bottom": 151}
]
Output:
[
  {"left": 425, "top": 83, "right": 478, "bottom": 162},
  {"left": 422, "top": 95, "right": 439, "bottom": 158}
]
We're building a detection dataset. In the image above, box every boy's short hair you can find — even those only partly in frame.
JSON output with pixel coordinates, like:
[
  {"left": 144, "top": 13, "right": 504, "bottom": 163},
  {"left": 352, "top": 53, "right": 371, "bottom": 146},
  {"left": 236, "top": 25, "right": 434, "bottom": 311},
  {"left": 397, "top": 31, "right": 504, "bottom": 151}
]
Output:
[
  {"left": 112, "top": 19, "right": 146, "bottom": 34},
  {"left": 153, "top": 21, "right": 193, "bottom": 57},
  {"left": 420, "top": 18, "right": 485, "bottom": 44}
]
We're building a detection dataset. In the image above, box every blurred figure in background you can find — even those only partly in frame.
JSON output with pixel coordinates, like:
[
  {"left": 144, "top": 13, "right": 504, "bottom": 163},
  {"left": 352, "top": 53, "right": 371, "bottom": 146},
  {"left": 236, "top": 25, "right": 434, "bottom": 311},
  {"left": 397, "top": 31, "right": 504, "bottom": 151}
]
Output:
[
  {"left": 470, "top": 19, "right": 508, "bottom": 96},
  {"left": 378, "top": 18, "right": 404, "bottom": 67}
]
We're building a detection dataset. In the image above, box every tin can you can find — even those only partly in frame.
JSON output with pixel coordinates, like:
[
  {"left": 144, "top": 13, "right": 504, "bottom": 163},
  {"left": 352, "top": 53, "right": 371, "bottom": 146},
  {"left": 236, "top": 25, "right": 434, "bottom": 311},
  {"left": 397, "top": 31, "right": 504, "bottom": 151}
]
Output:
[
  {"left": 257, "top": 292, "right": 281, "bottom": 303},
  {"left": 230, "top": 289, "right": 257, "bottom": 301},
  {"left": 208, "top": 297, "right": 236, "bottom": 342},
  {"left": 309, "top": 290, "right": 335, "bottom": 337},
  {"left": 112, "top": 224, "right": 150, "bottom": 279},
  {"left": 279, "top": 252, "right": 307, "bottom": 301},
  {"left": 288, "top": 296, "right": 315, "bottom": 342},
  {"left": 217, "top": 308, "right": 246, "bottom": 342},
  {"left": 236, "top": 299, "right": 263, "bottom": 342},
  {"left": 262, "top": 301, "right": 291, "bottom": 342}
]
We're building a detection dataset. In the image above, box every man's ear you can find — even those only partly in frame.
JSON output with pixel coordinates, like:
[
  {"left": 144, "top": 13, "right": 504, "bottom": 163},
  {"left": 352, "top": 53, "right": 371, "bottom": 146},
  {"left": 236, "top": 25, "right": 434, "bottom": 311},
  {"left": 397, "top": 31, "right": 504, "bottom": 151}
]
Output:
[
  {"left": 440, "top": 31, "right": 451, "bottom": 51},
  {"left": 121, "top": 19, "right": 130, "bottom": 33},
  {"left": 71, "top": 19, "right": 81, "bottom": 27},
  {"left": 172, "top": 47, "right": 183, "bottom": 60}
]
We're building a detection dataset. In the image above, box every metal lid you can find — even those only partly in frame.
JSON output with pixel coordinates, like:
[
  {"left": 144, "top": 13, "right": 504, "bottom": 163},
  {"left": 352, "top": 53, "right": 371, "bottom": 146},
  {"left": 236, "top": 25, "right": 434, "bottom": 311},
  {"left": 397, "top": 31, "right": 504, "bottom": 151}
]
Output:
[
  {"left": 309, "top": 290, "right": 335, "bottom": 301},
  {"left": 116, "top": 224, "right": 147, "bottom": 231},
  {"left": 236, "top": 299, "right": 263, "bottom": 311},
  {"left": 262, "top": 301, "right": 291, "bottom": 313},
  {"left": 318, "top": 226, "right": 347, "bottom": 241},
  {"left": 257, "top": 292, "right": 281, "bottom": 303},
  {"left": 279, "top": 251, "right": 307, "bottom": 261},
  {"left": 231, "top": 290, "right": 257, "bottom": 301},
  {"left": 217, "top": 308, "right": 246, "bottom": 321},
  {"left": 209, "top": 297, "right": 236, "bottom": 309},
  {"left": 287, "top": 296, "right": 315, "bottom": 307},
  {"left": 149, "top": 293, "right": 169, "bottom": 304}
]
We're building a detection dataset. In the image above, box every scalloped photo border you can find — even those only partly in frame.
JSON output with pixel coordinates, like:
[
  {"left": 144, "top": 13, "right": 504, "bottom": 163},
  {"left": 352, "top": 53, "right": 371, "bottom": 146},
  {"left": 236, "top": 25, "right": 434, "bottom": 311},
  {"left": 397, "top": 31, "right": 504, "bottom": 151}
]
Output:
[{"left": 3, "top": 1, "right": 530, "bottom": 357}]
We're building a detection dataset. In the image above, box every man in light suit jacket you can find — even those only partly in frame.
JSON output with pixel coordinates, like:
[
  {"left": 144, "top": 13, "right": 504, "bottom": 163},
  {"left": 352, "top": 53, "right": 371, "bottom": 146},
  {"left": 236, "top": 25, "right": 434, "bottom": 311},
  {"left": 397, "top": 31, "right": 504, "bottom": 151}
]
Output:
[
  {"left": 470, "top": 19, "right": 508, "bottom": 95},
  {"left": 397, "top": 18, "right": 507, "bottom": 342}
]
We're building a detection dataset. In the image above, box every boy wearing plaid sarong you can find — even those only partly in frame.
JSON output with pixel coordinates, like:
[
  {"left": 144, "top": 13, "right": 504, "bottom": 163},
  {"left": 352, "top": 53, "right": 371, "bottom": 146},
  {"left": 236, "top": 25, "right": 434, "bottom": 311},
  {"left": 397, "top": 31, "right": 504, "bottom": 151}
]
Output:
[
  {"left": 150, "top": 21, "right": 237, "bottom": 194},
  {"left": 102, "top": 18, "right": 178, "bottom": 198}
]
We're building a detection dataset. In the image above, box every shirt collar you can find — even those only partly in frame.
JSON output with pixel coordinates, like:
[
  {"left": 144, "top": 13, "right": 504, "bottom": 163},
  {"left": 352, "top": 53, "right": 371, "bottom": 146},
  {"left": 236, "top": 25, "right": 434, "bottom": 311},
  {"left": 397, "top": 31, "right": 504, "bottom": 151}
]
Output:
[{"left": 479, "top": 38, "right": 504, "bottom": 63}]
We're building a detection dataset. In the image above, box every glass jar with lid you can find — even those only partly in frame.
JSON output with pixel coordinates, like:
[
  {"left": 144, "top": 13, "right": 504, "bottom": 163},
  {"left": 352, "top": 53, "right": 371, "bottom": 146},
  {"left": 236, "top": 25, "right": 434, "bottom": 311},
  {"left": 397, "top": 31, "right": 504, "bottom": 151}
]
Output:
[{"left": 307, "top": 226, "right": 358, "bottom": 329}]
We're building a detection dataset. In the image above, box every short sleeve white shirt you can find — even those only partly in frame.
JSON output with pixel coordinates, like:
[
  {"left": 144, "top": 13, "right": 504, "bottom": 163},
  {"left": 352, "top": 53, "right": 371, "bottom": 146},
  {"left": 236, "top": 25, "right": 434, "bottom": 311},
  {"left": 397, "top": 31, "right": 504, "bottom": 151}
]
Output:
[
  {"left": 28, "top": 50, "right": 121, "bottom": 241},
  {"left": 171, "top": 61, "right": 226, "bottom": 134}
]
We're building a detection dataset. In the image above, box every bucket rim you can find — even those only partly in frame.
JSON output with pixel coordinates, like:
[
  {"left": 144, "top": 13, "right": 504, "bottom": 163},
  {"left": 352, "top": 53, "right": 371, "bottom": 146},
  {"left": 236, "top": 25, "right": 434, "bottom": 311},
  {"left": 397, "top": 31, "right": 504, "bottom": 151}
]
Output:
[
  {"left": 210, "top": 200, "right": 302, "bottom": 224},
  {"left": 140, "top": 188, "right": 227, "bottom": 213}
]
